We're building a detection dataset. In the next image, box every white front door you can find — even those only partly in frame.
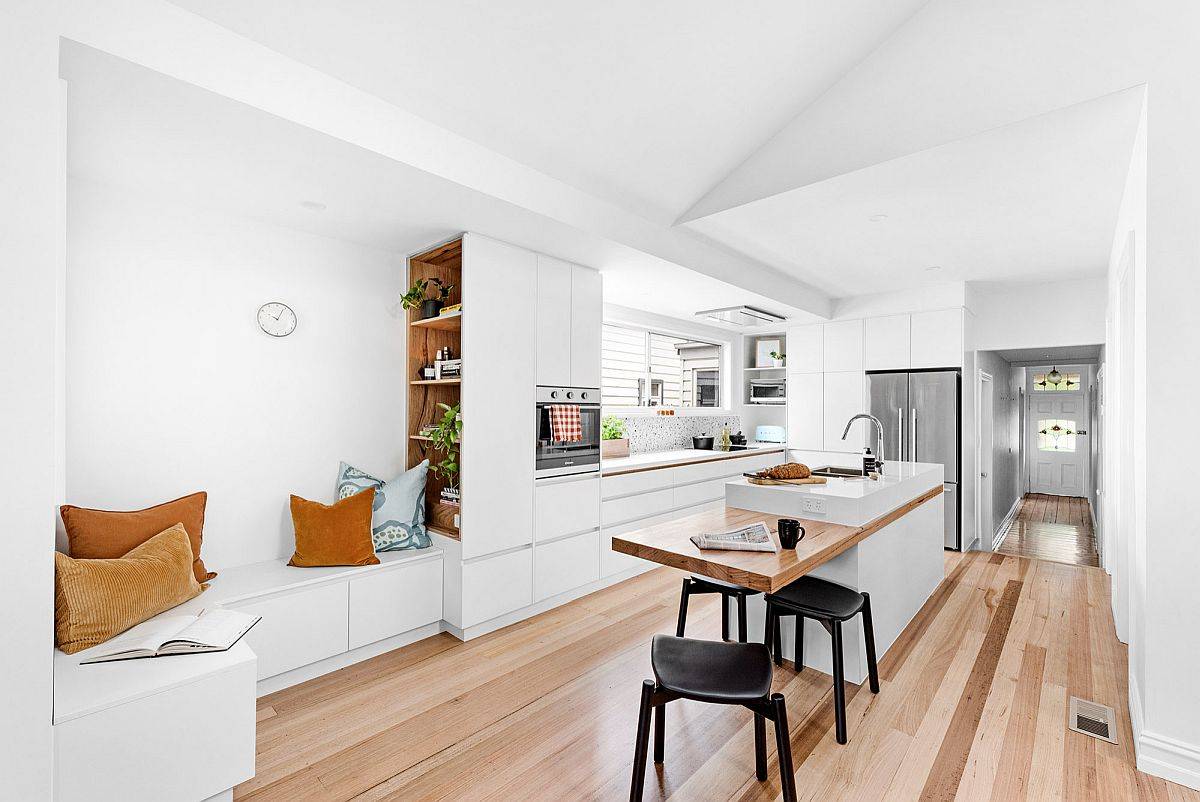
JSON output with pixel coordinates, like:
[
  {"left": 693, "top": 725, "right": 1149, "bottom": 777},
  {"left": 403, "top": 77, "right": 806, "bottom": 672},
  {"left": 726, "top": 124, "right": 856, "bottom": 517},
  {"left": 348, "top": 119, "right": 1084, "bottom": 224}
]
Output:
[{"left": 1027, "top": 367, "right": 1088, "bottom": 496}]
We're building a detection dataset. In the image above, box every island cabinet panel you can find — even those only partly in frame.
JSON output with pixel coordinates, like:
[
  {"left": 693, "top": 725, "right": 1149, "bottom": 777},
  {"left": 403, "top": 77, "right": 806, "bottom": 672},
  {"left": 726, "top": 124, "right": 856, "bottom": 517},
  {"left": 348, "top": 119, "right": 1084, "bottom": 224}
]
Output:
[
  {"left": 910, "top": 308, "right": 963, "bottom": 368},
  {"left": 570, "top": 265, "right": 603, "bottom": 388},
  {"left": 535, "top": 255, "right": 573, "bottom": 387},
  {"left": 785, "top": 324, "right": 822, "bottom": 373},
  {"left": 535, "top": 475, "right": 600, "bottom": 542},
  {"left": 461, "top": 233, "right": 537, "bottom": 560},
  {"left": 822, "top": 319, "right": 864, "bottom": 372},
  {"left": 787, "top": 372, "right": 823, "bottom": 450},
  {"left": 863, "top": 314, "right": 911, "bottom": 370}
]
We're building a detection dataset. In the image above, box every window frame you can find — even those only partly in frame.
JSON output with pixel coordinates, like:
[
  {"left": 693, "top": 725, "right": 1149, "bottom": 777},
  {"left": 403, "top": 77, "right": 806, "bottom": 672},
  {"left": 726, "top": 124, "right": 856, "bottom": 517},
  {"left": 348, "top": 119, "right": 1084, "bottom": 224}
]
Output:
[{"left": 600, "top": 321, "right": 731, "bottom": 415}]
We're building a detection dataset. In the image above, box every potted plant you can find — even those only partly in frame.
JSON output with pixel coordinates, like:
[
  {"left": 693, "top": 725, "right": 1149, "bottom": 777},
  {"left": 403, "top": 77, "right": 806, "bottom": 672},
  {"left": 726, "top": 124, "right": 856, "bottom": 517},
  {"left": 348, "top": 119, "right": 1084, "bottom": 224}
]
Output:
[
  {"left": 770, "top": 350, "right": 786, "bottom": 368},
  {"left": 401, "top": 277, "right": 456, "bottom": 319},
  {"left": 427, "top": 402, "right": 462, "bottom": 504},
  {"left": 601, "top": 415, "right": 629, "bottom": 459}
]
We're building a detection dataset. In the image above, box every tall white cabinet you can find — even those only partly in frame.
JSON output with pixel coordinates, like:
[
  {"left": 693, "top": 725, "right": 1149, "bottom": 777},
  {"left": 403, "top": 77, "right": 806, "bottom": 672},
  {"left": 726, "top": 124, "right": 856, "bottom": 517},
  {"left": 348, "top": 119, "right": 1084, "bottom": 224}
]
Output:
[{"left": 536, "top": 256, "right": 603, "bottom": 388}]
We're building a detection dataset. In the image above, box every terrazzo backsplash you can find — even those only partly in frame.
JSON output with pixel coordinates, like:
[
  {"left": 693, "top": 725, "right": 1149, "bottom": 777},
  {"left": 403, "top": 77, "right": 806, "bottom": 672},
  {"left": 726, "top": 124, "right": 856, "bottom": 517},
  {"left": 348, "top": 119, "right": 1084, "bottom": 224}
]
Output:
[{"left": 612, "top": 414, "right": 743, "bottom": 454}]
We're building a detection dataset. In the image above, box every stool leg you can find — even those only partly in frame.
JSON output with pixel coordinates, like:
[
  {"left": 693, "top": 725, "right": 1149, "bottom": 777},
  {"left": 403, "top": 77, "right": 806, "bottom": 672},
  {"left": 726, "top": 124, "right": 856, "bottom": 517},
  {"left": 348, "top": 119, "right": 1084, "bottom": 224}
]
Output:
[
  {"left": 861, "top": 593, "right": 880, "bottom": 694},
  {"left": 794, "top": 614, "right": 805, "bottom": 671},
  {"left": 653, "top": 701, "right": 665, "bottom": 764},
  {"left": 753, "top": 713, "right": 767, "bottom": 781},
  {"left": 764, "top": 606, "right": 781, "bottom": 666},
  {"left": 772, "top": 694, "right": 798, "bottom": 802},
  {"left": 737, "top": 593, "right": 748, "bottom": 643},
  {"left": 772, "top": 612, "right": 783, "bottom": 667},
  {"left": 831, "top": 621, "right": 847, "bottom": 745},
  {"left": 721, "top": 593, "right": 731, "bottom": 642},
  {"left": 630, "top": 681, "right": 655, "bottom": 801},
  {"left": 675, "top": 579, "right": 690, "bottom": 638}
]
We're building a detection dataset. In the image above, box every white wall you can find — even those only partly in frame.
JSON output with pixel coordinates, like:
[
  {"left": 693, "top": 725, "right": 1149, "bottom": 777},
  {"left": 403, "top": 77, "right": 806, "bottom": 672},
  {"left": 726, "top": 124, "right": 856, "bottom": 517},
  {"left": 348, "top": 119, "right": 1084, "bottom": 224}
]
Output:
[
  {"left": 66, "top": 181, "right": 406, "bottom": 567},
  {"left": 977, "top": 351, "right": 1021, "bottom": 546},
  {"left": 967, "top": 278, "right": 1106, "bottom": 351},
  {"left": 0, "top": 4, "right": 58, "bottom": 795}
]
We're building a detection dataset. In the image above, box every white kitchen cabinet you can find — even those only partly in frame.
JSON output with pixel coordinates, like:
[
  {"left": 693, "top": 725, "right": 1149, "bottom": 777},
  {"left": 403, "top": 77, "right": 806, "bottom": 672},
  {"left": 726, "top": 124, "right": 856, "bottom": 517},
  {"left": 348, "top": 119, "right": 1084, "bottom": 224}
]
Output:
[
  {"left": 822, "top": 319, "right": 863, "bottom": 372},
  {"left": 787, "top": 372, "right": 823, "bottom": 450},
  {"left": 535, "top": 474, "right": 600, "bottom": 541},
  {"left": 910, "top": 308, "right": 963, "bottom": 368},
  {"left": 571, "top": 265, "right": 603, "bottom": 388},
  {"left": 822, "top": 370, "right": 866, "bottom": 451},
  {"left": 535, "top": 255, "right": 573, "bottom": 387},
  {"left": 462, "top": 233, "right": 537, "bottom": 560},
  {"left": 461, "top": 548, "right": 533, "bottom": 628},
  {"left": 224, "top": 582, "right": 348, "bottom": 681},
  {"left": 786, "top": 324, "right": 822, "bottom": 373},
  {"left": 863, "top": 314, "right": 911, "bottom": 370},
  {"left": 348, "top": 558, "right": 443, "bottom": 650},
  {"left": 535, "top": 529, "right": 600, "bottom": 601}
]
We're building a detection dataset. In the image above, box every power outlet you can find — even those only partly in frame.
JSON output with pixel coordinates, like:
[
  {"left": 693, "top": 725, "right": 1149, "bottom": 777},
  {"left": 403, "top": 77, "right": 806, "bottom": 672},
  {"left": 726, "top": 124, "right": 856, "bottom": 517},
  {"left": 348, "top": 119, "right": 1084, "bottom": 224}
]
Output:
[{"left": 800, "top": 496, "right": 827, "bottom": 515}]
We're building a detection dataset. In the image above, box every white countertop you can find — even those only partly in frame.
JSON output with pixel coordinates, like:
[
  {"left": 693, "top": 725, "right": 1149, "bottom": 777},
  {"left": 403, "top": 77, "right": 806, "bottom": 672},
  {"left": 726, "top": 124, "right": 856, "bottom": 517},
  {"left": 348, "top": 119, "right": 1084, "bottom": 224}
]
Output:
[{"left": 602, "top": 444, "right": 786, "bottom": 476}]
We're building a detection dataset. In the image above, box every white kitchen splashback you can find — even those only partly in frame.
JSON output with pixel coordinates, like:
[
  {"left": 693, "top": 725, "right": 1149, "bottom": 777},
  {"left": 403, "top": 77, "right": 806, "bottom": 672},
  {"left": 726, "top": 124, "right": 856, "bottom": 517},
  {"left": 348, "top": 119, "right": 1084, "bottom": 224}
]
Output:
[{"left": 614, "top": 414, "right": 742, "bottom": 453}]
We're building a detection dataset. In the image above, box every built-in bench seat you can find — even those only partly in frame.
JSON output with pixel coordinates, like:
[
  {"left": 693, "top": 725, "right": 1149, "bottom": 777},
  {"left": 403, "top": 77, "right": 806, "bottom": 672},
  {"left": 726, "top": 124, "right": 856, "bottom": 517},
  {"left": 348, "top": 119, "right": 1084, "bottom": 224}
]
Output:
[{"left": 53, "top": 546, "right": 444, "bottom": 802}]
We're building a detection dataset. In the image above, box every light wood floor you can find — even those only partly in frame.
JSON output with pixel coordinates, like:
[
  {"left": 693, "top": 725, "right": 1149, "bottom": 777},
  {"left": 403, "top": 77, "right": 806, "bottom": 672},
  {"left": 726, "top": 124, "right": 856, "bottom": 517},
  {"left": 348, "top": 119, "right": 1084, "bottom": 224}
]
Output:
[
  {"left": 996, "top": 493, "right": 1100, "bottom": 567},
  {"left": 238, "top": 551, "right": 1195, "bottom": 801}
]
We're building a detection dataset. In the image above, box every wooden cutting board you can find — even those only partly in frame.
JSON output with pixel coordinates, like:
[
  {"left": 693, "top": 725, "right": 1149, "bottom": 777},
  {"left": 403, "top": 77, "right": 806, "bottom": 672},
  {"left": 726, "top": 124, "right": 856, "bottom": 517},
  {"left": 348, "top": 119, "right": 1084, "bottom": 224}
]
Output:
[{"left": 746, "top": 475, "right": 827, "bottom": 486}]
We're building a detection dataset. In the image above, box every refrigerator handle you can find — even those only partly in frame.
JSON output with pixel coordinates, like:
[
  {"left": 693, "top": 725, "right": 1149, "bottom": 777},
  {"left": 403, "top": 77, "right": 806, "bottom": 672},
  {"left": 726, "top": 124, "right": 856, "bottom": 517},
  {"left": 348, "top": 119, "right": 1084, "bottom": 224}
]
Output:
[
  {"left": 897, "top": 407, "right": 904, "bottom": 461},
  {"left": 911, "top": 408, "right": 918, "bottom": 462}
]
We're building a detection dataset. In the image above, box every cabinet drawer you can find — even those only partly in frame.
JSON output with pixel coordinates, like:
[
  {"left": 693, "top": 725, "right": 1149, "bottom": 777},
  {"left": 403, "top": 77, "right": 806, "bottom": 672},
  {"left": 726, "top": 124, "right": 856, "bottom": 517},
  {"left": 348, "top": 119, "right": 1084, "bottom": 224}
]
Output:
[
  {"left": 461, "top": 548, "right": 533, "bottom": 628},
  {"left": 601, "top": 487, "right": 674, "bottom": 526},
  {"left": 535, "top": 529, "right": 599, "bottom": 601},
  {"left": 348, "top": 558, "right": 443, "bottom": 650},
  {"left": 737, "top": 452, "right": 783, "bottom": 474},
  {"left": 535, "top": 475, "right": 600, "bottom": 541},
  {"left": 671, "top": 477, "right": 728, "bottom": 509},
  {"left": 224, "top": 581, "right": 347, "bottom": 680},
  {"left": 671, "top": 458, "right": 743, "bottom": 485},
  {"left": 602, "top": 511, "right": 681, "bottom": 578},
  {"left": 601, "top": 466, "right": 674, "bottom": 499}
]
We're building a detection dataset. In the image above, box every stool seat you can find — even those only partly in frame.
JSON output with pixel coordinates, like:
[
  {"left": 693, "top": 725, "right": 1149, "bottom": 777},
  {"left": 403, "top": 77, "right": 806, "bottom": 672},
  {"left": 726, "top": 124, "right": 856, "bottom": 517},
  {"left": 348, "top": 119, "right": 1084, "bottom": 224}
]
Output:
[
  {"left": 651, "top": 634, "right": 773, "bottom": 704},
  {"left": 766, "top": 575, "right": 865, "bottom": 620},
  {"left": 689, "top": 574, "right": 749, "bottom": 592}
]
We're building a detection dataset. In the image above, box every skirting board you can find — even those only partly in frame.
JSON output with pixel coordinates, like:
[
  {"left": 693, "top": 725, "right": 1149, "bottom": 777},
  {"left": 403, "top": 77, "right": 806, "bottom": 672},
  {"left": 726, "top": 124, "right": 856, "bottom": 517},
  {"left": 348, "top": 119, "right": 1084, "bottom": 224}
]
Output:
[
  {"left": 442, "top": 564, "right": 654, "bottom": 642},
  {"left": 256, "top": 622, "right": 442, "bottom": 696},
  {"left": 1131, "top": 672, "right": 1200, "bottom": 790},
  {"left": 991, "top": 496, "right": 1022, "bottom": 552}
]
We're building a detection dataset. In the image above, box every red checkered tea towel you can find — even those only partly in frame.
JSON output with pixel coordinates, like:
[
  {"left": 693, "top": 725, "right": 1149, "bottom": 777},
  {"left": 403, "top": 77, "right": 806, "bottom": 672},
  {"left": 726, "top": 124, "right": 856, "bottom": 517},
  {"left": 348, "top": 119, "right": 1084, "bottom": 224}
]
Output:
[{"left": 548, "top": 404, "right": 583, "bottom": 443}]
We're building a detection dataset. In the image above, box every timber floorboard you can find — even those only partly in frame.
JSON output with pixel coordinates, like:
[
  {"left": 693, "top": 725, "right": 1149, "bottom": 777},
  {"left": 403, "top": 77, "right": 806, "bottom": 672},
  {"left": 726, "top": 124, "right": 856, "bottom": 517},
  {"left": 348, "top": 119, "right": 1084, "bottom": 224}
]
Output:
[
  {"left": 237, "top": 551, "right": 1192, "bottom": 801},
  {"left": 995, "top": 493, "right": 1100, "bottom": 567}
]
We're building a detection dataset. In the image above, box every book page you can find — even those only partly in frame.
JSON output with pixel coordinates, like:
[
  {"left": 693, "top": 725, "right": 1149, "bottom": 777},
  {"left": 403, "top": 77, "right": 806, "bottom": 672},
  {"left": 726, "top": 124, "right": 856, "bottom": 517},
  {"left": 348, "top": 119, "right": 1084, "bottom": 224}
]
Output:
[
  {"left": 86, "top": 614, "right": 196, "bottom": 657},
  {"left": 166, "top": 608, "right": 257, "bottom": 650}
]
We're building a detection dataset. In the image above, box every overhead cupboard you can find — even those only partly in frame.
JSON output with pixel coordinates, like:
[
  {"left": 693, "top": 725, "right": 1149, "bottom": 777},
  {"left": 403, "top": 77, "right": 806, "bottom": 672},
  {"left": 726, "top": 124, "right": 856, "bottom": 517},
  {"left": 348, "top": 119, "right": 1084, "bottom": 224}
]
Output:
[{"left": 786, "top": 309, "right": 964, "bottom": 450}]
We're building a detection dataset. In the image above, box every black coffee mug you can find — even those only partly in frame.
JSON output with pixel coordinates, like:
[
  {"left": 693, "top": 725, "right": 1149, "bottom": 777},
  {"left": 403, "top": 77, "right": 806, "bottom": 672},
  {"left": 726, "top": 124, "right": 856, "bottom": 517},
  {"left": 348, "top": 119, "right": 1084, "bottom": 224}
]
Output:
[{"left": 778, "top": 518, "right": 805, "bottom": 549}]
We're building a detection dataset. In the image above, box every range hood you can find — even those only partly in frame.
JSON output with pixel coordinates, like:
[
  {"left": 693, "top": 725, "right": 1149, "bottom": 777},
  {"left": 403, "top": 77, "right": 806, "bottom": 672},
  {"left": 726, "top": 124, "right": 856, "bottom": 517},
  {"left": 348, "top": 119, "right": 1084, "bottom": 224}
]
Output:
[{"left": 694, "top": 305, "right": 785, "bottom": 327}]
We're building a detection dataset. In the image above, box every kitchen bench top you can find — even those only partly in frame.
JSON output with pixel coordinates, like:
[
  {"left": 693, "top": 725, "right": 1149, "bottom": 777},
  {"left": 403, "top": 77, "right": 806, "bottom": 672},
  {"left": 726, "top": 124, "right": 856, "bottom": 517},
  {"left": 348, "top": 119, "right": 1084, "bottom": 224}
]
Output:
[{"left": 601, "top": 445, "right": 785, "bottom": 477}]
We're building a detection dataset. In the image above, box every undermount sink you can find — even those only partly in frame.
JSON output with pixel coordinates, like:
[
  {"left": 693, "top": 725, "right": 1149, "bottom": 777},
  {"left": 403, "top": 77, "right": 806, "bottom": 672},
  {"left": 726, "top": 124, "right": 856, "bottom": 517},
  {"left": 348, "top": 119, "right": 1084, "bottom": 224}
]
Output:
[{"left": 810, "top": 465, "right": 865, "bottom": 478}]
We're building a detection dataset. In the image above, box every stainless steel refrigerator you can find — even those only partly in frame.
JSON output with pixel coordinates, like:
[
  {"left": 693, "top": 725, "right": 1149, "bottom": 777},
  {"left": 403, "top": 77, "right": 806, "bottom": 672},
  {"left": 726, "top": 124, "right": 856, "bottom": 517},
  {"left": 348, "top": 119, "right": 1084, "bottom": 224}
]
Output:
[{"left": 867, "top": 369, "right": 961, "bottom": 550}]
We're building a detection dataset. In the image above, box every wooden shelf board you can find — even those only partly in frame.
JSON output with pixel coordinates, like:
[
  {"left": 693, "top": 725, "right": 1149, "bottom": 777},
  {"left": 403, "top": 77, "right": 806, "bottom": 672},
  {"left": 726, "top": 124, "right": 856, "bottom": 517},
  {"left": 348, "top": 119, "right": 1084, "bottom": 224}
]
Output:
[
  {"left": 410, "top": 378, "right": 461, "bottom": 385},
  {"left": 410, "top": 310, "right": 462, "bottom": 331}
]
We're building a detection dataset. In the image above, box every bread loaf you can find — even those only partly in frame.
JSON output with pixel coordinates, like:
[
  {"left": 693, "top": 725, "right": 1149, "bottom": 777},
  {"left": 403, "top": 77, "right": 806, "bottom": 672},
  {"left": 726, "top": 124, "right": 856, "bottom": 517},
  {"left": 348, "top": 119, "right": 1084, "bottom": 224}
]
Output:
[{"left": 764, "top": 462, "right": 811, "bottom": 480}]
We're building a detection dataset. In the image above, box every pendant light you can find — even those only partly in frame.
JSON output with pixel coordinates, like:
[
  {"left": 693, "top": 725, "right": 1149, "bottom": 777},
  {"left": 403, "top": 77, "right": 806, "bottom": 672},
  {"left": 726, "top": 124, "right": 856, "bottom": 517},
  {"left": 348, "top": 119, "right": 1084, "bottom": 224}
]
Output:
[{"left": 1046, "top": 366, "right": 1063, "bottom": 387}]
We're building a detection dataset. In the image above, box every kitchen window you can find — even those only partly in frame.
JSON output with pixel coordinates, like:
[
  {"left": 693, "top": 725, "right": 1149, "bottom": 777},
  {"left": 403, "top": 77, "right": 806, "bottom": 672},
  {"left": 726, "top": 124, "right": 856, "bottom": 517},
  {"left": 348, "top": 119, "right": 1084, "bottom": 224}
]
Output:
[{"left": 602, "top": 323, "right": 723, "bottom": 409}]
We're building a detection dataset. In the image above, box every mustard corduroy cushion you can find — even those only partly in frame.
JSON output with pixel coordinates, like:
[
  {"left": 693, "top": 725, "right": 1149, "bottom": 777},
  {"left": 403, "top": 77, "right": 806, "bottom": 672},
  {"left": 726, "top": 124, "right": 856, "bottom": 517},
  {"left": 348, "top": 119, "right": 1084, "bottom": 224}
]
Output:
[
  {"left": 288, "top": 488, "right": 380, "bottom": 567},
  {"left": 54, "top": 523, "right": 204, "bottom": 655}
]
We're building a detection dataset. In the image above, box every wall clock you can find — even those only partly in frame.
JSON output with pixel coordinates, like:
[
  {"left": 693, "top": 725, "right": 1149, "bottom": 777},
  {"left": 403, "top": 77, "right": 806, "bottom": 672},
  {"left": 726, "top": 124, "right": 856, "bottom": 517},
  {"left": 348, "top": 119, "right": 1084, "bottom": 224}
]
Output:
[{"left": 257, "top": 302, "right": 297, "bottom": 337}]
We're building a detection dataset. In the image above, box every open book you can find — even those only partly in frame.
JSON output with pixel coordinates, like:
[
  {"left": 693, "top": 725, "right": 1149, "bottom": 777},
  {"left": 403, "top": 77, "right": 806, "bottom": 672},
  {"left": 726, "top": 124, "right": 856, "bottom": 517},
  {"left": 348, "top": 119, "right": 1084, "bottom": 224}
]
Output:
[
  {"left": 80, "top": 608, "right": 261, "bottom": 665},
  {"left": 689, "top": 521, "right": 779, "bottom": 553}
]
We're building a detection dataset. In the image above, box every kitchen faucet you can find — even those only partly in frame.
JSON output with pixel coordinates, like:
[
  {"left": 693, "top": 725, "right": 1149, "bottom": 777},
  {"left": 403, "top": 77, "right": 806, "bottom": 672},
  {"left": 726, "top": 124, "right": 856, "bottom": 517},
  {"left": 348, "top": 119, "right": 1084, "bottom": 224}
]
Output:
[{"left": 842, "top": 413, "right": 885, "bottom": 474}]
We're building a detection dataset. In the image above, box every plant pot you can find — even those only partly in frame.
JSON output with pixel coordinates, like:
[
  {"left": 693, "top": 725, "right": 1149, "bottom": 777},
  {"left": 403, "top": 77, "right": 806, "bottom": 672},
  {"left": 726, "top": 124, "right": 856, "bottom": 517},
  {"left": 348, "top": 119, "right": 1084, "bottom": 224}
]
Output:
[
  {"left": 601, "top": 438, "right": 630, "bottom": 459},
  {"left": 421, "top": 298, "right": 444, "bottom": 319}
]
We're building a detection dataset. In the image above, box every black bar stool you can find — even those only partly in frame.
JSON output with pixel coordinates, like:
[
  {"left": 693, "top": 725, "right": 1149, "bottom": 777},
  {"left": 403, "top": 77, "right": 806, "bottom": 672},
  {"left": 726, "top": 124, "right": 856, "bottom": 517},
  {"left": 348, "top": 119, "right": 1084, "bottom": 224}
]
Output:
[
  {"left": 763, "top": 576, "right": 880, "bottom": 745},
  {"left": 629, "top": 634, "right": 797, "bottom": 802},
  {"left": 676, "top": 575, "right": 762, "bottom": 643}
]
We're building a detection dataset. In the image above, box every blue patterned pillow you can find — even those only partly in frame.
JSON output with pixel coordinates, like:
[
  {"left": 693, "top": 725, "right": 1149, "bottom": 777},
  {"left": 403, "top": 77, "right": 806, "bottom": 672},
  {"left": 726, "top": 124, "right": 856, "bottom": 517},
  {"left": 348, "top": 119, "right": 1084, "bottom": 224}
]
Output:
[{"left": 336, "top": 460, "right": 431, "bottom": 551}]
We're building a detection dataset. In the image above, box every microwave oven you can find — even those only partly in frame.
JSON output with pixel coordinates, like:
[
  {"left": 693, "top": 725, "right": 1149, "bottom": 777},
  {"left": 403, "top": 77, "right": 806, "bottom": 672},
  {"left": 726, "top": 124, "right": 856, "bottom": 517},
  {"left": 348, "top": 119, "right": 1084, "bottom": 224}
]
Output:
[{"left": 749, "top": 379, "right": 786, "bottom": 404}]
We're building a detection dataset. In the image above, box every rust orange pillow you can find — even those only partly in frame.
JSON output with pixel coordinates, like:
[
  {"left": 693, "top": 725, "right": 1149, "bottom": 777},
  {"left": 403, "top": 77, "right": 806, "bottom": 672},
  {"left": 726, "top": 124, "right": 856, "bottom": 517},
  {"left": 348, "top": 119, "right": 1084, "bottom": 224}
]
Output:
[
  {"left": 60, "top": 491, "right": 215, "bottom": 583},
  {"left": 54, "top": 523, "right": 204, "bottom": 654},
  {"left": 288, "top": 488, "right": 379, "bottom": 567}
]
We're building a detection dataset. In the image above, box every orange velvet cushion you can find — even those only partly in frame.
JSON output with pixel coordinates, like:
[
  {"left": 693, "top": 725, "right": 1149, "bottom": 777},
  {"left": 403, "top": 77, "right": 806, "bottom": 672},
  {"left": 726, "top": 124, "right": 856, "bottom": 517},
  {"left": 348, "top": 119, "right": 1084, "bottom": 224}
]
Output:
[
  {"left": 54, "top": 523, "right": 204, "bottom": 654},
  {"left": 60, "top": 491, "right": 215, "bottom": 583},
  {"left": 288, "top": 488, "right": 379, "bottom": 567}
]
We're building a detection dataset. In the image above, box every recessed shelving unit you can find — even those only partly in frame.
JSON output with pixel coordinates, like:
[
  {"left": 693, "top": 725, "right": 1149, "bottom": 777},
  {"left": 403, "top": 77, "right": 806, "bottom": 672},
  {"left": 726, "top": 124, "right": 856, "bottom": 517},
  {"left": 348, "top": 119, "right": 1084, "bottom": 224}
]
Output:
[{"left": 406, "top": 237, "right": 463, "bottom": 540}]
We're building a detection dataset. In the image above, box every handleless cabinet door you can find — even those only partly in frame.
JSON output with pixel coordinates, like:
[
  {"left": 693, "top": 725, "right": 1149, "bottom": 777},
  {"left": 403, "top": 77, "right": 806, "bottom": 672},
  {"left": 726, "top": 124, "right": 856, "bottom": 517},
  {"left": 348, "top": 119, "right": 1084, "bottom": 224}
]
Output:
[
  {"left": 570, "top": 266, "right": 603, "bottom": 389},
  {"left": 863, "top": 314, "right": 911, "bottom": 370},
  {"left": 786, "top": 325, "right": 822, "bottom": 373},
  {"left": 536, "top": 255, "right": 573, "bottom": 387},
  {"left": 822, "top": 371, "right": 866, "bottom": 451},
  {"left": 462, "top": 233, "right": 537, "bottom": 560},
  {"left": 787, "top": 372, "right": 823, "bottom": 449},
  {"left": 822, "top": 319, "right": 863, "bottom": 372}
]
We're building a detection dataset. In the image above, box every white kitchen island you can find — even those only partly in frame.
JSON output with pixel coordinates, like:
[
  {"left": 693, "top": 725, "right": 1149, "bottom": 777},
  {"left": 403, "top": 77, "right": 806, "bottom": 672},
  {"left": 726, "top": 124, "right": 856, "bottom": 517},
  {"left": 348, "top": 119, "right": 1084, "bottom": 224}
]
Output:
[{"left": 611, "top": 457, "right": 946, "bottom": 685}]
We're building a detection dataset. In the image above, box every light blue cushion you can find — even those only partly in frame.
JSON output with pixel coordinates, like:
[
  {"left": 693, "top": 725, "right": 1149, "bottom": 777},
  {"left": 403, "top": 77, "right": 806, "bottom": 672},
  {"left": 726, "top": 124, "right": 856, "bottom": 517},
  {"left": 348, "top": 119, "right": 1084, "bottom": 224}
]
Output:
[{"left": 336, "top": 460, "right": 431, "bottom": 551}]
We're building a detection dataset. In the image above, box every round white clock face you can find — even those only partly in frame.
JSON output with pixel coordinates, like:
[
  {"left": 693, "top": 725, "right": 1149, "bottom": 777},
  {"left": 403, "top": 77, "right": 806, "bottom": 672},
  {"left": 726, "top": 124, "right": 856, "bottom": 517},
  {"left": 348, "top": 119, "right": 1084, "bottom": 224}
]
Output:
[{"left": 257, "top": 302, "right": 297, "bottom": 337}]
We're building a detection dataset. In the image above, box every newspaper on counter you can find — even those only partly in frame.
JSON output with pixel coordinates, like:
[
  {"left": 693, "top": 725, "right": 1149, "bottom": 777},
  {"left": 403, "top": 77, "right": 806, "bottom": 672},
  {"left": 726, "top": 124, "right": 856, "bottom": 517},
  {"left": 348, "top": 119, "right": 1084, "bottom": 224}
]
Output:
[{"left": 689, "top": 521, "right": 779, "bottom": 553}]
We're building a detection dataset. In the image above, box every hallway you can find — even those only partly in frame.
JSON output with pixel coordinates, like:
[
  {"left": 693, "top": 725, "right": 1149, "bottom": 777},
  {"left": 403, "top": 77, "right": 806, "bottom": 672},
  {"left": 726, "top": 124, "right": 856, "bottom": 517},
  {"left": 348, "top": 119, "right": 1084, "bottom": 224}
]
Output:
[{"left": 995, "top": 493, "right": 1099, "bottom": 567}]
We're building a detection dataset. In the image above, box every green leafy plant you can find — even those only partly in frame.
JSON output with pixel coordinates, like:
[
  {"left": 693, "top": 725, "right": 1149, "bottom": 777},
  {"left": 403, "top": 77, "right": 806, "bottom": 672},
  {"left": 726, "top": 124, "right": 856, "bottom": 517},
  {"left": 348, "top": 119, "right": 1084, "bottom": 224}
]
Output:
[
  {"left": 601, "top": 415, "right": 627, "bottom": 441},
  {"left": 400, "top": 277, "right": 455, "bottom": 310},
  {"left": 770, "top": 350, "right": 785, "bottom": 362},
  {"left": 428, "top": 402, "right": 462, "bottom": 486}
]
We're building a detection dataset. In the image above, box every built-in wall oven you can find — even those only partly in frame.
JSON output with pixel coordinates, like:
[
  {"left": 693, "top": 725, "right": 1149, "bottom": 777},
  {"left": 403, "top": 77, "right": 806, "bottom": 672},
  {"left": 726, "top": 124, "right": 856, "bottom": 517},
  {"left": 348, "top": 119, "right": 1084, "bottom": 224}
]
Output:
[{"left": 535, "top": 386, "right": 601, "bottom": 478}]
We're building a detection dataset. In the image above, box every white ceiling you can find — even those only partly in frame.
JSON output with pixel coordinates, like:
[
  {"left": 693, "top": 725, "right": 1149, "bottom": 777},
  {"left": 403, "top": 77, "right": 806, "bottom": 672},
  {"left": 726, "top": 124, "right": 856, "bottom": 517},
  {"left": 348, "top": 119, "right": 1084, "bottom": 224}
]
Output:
[
  {"left": 683, "top": 87, "right": 1144, "bottom": 297},
  {"left": 61, "top": 43, "right": 813, "bottom": 326},
  {"left": 165, "top": 0, "right": 930, "bottom": 225}
]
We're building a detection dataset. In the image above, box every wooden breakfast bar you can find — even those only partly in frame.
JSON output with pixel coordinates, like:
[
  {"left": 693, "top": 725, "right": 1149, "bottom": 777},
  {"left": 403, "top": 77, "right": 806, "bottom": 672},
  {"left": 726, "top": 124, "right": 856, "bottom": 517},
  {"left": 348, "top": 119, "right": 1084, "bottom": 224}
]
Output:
[{"left": 612, "top": 460, "right": 947, "bottom": 684}]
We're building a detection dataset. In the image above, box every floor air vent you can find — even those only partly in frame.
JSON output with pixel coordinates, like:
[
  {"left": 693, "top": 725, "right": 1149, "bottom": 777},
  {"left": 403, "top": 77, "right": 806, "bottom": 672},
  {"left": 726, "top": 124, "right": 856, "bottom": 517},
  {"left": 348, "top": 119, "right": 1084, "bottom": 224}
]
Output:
[{"left": 1068, "top": 696, "right": 1118, "bottom": 744}]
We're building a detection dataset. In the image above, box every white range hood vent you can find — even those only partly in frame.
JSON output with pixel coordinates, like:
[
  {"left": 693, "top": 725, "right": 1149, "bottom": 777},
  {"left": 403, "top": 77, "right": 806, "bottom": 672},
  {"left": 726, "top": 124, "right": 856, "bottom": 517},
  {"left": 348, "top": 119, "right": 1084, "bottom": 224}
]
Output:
[{"left": 695, "top": 305, "right": 785, "bottom": 327}]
